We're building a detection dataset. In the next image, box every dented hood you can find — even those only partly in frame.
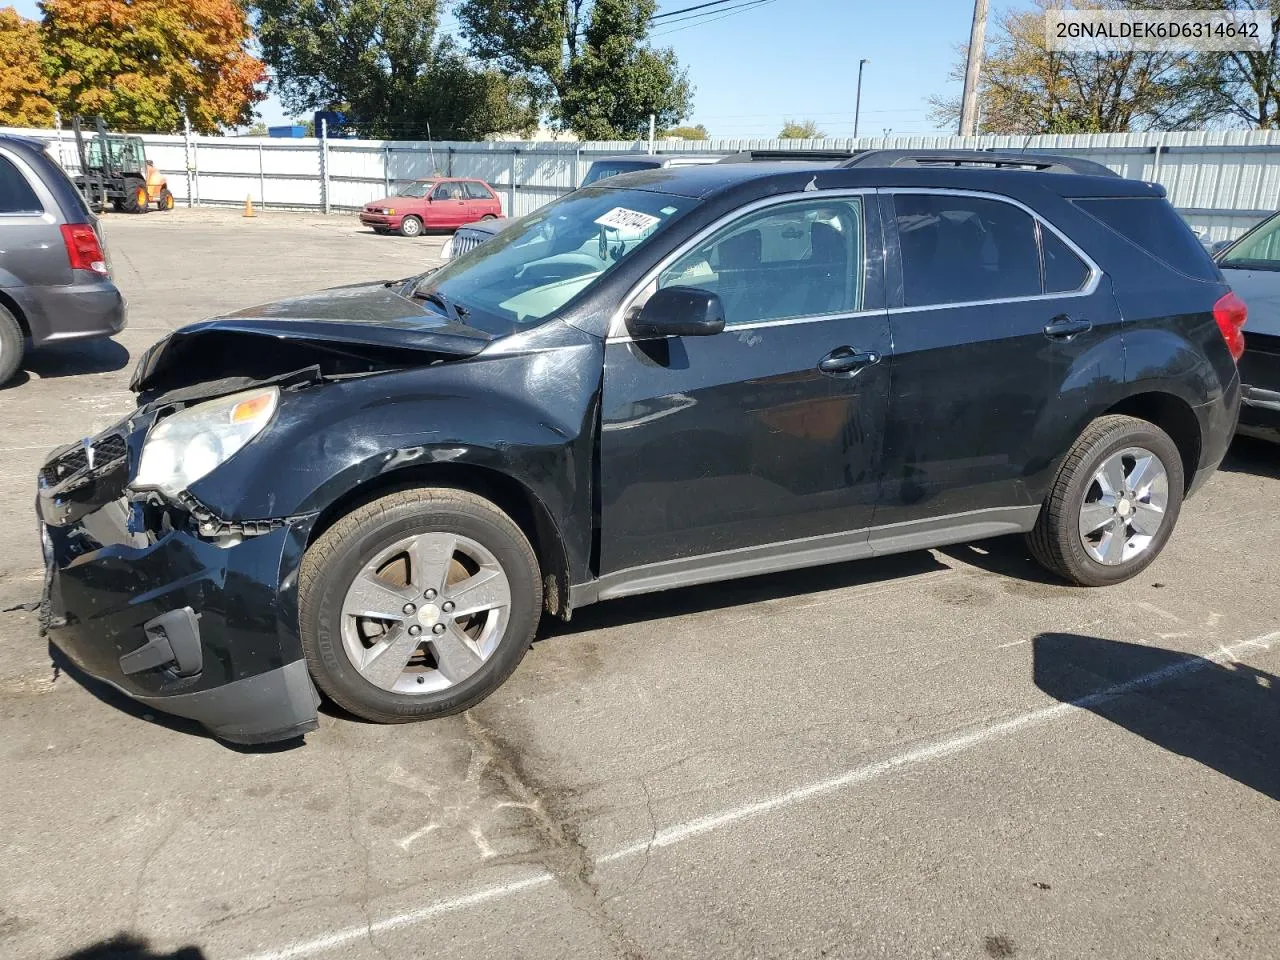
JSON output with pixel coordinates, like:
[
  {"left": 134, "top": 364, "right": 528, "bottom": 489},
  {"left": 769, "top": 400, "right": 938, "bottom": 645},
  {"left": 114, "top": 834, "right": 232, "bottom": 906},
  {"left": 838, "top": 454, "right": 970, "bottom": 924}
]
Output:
[{"left": 131, "top": 282, "right": 494, "bottom": 395}]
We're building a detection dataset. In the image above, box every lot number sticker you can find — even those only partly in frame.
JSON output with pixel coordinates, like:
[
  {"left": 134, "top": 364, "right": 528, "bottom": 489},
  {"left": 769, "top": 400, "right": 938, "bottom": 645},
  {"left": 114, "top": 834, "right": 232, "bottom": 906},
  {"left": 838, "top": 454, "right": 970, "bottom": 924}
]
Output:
[{"left": 594, "top": 207, "right": 662, "bottom": 233}]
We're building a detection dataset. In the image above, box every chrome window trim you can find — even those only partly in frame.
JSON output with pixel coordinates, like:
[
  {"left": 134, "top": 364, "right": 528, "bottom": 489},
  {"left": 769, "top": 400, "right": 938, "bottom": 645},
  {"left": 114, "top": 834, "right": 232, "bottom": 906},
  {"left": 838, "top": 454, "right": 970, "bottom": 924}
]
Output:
[
  {"left": 884, "top": 187, "right": 1102, "bottom": 315},
  {"left": 606, "top": 188, "right": 876, "bottom": 342}
]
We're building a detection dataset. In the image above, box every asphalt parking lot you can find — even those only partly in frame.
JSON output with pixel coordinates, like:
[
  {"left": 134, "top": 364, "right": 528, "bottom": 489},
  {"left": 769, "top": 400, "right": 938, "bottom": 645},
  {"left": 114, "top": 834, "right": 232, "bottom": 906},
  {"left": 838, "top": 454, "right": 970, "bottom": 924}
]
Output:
[{"left": 2, "top": 207, "right": 1278, "bottom": 960}]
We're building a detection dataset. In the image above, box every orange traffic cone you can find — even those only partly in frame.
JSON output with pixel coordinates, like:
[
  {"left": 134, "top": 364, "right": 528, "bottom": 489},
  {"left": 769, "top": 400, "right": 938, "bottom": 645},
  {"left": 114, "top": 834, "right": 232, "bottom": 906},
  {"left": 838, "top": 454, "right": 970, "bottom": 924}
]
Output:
[{"left": 243, "top": 195, "right": 255, "bottom": 218}]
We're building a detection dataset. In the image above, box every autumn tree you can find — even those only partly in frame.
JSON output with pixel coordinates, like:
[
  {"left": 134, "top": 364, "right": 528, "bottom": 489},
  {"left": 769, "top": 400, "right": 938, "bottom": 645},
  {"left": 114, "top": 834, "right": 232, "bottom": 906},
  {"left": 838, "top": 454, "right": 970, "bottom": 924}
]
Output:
[
  {"left": 0, "top": 8, "right": 55, "bottom": 127},
  {"left": 40, "top": 0, "right": 266, "bottom": 134},
  {"left": 455, "top": 0, "right": 692, "bottom": 139},
  {"left": 929, "top": 0, "right": 1202, "bottom": 134},
  {"left": 1132, "top": 0, "right": 1280, "bottom": 129},
  {"left": 253, "top": 0, "right": 536, "bottom": 140},
  {"left": 779, "top": 119, "right": 826, "bottom": 139}
]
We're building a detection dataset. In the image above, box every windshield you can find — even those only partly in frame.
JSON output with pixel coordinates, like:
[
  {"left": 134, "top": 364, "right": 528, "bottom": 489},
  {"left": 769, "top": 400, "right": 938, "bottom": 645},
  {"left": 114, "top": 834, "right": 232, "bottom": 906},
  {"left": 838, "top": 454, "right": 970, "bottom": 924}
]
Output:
[
  {"left": 395, "top": 181, "right": 434, "bottom": 198},
  {"left": 581, "top": 160, "right": 658, "bottom": 186},
  {"left": 1220, "top": 213, "right": 1280, "bottom": 270},
  {"left": 412, "top": 186, "right": 694, "bottom": 335}
]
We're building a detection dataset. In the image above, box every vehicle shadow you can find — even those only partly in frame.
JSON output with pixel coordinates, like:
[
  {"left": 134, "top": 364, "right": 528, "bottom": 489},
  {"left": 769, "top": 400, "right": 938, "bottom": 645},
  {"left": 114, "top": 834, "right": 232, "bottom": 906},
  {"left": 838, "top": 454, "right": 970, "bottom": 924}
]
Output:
[
  {"left": 1032, "top": 633, "right": 1280, "bottom": 801},
  {"left": 541, "top": 549, "right": 948, "bottom": 639},
  {"left": 1218, "top": 434, "right": 1280, "bottom": 479},
  {"left": 934, "top": 535, "right": 1068, "bottom": 585},
  {"left": 53, "top": 933, "right": 205, "bottom": 959},
  {"left": 46, "top": 643, "right": 305, "bottom": 754},
  {"left": 23, "top": 338, "right": 131, "bottom": 378}
]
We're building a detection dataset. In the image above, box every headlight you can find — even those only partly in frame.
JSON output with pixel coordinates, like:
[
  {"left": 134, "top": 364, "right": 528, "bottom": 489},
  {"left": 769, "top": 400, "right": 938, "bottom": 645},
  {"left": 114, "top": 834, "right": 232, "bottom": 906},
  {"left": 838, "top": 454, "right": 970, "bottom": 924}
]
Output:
[
  {"left": 440, "top": 235, "right": 455, "bottom": 259},
  {"left": 133, "top": 387, "right": 279, "bottom": 498},
  {"left": 383, "top": 207, "right": 395, "bottom": 215}
]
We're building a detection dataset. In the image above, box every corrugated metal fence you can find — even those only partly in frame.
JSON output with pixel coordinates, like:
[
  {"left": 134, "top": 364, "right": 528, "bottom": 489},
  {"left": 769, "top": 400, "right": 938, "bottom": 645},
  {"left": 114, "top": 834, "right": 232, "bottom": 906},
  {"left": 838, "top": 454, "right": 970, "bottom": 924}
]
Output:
[{"left": 7, "top": 125, "right": 1280, "bottom": 241}]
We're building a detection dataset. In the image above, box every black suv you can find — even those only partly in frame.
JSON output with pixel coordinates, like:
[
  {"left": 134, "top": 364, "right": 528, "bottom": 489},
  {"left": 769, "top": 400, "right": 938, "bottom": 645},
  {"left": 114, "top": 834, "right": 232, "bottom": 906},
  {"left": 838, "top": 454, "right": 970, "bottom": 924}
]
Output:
[{"left": 36, "top": 150, "right": 1242, "bottom": 743}]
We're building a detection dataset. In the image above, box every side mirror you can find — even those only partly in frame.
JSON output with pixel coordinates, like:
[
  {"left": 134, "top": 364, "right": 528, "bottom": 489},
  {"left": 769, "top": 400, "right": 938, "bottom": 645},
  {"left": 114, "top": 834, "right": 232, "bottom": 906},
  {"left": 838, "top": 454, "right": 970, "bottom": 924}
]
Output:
[{"left": 627, "top": 286, "right": 726, "bottom": 340}]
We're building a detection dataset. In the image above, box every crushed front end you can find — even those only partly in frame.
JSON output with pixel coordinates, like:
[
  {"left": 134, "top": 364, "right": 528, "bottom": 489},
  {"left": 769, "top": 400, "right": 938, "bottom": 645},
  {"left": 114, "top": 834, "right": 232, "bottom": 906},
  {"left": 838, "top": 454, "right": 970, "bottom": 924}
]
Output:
[{"left": 36, "top": 408, "right": 321, "bottom": 745}]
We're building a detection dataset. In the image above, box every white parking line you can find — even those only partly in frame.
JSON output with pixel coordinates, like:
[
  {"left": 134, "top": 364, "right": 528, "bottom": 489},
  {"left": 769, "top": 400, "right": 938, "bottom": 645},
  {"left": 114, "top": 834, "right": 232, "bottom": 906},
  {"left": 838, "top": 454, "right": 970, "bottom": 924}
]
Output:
[{"left": 236, "top": 628, "right": 1280, "bottom": 960}]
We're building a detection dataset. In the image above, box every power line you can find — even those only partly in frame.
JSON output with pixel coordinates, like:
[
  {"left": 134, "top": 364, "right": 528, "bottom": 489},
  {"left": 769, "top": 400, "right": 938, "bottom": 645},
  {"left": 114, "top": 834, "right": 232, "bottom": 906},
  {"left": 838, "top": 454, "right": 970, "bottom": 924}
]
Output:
[
  {"left": 650, "top": 0, "right": 742, "bottom": 21},
  {"left": 651, "top": 0, "right": 778, "bottom": 36}
]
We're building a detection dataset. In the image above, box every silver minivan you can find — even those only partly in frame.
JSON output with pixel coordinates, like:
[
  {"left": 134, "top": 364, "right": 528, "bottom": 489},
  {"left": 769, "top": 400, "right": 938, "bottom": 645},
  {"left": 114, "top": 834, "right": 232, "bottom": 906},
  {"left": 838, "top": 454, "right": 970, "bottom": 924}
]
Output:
[{"left": 0, "top": 134, "right": 126, "bottom": 385}]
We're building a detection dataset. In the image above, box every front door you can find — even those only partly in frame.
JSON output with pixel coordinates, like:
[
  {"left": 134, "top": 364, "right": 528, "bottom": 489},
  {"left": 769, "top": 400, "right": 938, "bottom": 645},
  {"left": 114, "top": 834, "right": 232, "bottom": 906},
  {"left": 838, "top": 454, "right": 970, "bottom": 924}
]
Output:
[
  {"left": 599, "top": 193, "right": 892, "bottom": 576},
  {"left": 431, "top": 182, "right": 469, "bottom": 229},
  {"left": 876, "top": 189, "right": 1124, "bottom": 534}
]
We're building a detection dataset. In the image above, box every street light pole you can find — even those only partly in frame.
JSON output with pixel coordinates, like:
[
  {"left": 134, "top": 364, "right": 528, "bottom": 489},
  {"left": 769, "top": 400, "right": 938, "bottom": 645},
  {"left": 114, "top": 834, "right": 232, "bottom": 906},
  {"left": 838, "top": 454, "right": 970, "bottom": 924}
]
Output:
[{"left": 854, "top": 59, "right": 869, "bottom": 139}]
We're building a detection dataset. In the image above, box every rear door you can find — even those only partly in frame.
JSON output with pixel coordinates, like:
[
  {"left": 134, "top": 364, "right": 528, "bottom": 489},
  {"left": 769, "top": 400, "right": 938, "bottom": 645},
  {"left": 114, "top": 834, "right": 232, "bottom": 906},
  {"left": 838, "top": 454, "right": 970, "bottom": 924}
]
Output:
[
  {"left": 598, "top": 191, "right": 892, "bottom": 578},
  {"left": 1217, "top": 214, "right": 1280, "bottom": 399},
  {"left": 0, "top": 148, "right": 67, "bottom": 291},
  {"left": 875, "top": 189, "right": 1123, "bottom": 539},
  {"left": 462, "top": 181, "right": 497, "bottom": 222}
]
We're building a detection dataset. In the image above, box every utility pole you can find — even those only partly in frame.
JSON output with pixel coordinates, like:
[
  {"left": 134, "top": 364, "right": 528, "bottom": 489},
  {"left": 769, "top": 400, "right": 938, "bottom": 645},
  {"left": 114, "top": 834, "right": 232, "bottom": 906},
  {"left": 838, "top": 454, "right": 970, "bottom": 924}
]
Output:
[
  {"left": 648, "top": 113, "right": 656, "bottom": 155},
  {"left": 959, "top": 0, "right": 989, "bottom": 138},
  {"left": 854, "top": 59, "right": 869, "bottom": 139}
]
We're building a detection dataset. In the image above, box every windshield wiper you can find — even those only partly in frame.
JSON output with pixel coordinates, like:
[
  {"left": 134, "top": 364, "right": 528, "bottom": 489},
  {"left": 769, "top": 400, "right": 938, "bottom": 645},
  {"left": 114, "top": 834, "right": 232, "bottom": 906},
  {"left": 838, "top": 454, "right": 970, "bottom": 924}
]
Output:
[{"left": 411, "top": 287, "right": 469, "bottom": 321}]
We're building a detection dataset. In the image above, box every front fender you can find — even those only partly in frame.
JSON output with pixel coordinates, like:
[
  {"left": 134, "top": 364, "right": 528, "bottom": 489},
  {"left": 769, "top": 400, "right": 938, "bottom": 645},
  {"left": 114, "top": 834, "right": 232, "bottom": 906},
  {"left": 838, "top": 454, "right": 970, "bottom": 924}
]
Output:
[{"left": 188, "top": 326, "right": 605, "bottom": 582}]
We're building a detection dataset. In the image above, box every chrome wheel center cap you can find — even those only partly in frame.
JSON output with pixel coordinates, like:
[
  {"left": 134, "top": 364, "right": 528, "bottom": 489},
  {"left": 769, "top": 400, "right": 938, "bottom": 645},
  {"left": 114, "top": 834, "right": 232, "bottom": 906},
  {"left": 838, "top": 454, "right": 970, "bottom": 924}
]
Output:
[
  {"left": 1116, "top": 498, "right": 1133, "bottom": 518},
  {"left": 417, "top": 603, "right": 441, "bottom": 624}
]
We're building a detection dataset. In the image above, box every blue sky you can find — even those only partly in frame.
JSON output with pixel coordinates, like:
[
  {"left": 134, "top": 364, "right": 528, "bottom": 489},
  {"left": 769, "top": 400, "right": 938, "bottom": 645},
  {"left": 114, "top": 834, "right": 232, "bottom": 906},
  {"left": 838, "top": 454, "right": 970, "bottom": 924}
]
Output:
[{"left": 8, "top": 0, "right": 1028, "bottom": 137}]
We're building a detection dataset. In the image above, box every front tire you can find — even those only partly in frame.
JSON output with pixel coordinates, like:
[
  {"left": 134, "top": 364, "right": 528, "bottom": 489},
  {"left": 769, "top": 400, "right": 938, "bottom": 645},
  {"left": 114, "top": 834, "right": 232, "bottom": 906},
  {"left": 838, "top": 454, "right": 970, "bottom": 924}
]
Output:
[
  {"left": 1028, "top": 415, "right": 1184, "bottom": 586},
  {"left": 399, "top": 216, "right": 423, "bottom": 238},
  {"left": 0, "top": 304, "right": 24, "bottom": 385},
  {"left": 298, "top": 489, "right": 542, "bottom": 723}
]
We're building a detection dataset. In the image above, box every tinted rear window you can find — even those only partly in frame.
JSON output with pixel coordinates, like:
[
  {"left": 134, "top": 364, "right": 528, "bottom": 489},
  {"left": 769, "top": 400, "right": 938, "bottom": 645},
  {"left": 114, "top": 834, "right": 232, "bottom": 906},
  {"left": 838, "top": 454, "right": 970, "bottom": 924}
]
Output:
[
  {"left": 0, "top": 154, "right": 42, "bottom": 214},
  {"left": 1073, "top": 197, "right": 1218, "bottom": 281}
]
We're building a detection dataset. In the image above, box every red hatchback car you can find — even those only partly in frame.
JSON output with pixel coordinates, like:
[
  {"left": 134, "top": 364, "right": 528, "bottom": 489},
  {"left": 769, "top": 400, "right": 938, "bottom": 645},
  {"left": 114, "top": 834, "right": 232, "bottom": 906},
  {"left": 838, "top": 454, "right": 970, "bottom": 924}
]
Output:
[{"left": 360, "top": 178, "right": 503, "bottom": 237}]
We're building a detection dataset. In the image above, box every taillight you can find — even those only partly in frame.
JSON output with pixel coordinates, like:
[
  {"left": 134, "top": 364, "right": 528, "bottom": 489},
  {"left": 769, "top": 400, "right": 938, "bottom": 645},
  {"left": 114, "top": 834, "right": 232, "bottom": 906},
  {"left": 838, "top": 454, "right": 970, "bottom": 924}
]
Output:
[
  {"left": 1214, "top": 291, "right": 1247, "bottom": 362},
  {"left": 60, "top": 223, "right": 108, "bottom": 277}
]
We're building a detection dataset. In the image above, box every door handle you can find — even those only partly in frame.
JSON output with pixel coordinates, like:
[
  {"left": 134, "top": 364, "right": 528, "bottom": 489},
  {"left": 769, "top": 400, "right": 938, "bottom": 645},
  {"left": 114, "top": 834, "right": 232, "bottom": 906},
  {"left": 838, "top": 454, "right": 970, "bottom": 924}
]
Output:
[
  {"left": 818, "top": 346, "right": 882, "bottom": 377},
  {"left": 1043, "top": 315, "right": 1093, "bottom": 341}
]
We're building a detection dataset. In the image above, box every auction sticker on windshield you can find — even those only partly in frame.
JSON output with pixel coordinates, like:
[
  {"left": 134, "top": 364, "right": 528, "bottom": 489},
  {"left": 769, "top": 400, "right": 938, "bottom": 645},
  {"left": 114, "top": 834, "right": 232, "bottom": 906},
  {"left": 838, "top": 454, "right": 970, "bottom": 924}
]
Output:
[{"left": 595, "top": 207, "right": 662, "bottom": 233}]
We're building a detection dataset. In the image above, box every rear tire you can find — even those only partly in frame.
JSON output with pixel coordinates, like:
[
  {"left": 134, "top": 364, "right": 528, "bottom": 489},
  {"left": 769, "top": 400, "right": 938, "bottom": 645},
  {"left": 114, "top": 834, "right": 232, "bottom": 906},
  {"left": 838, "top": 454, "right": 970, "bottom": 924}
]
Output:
[
  {"left": 298, "top": 488, "right": 542, "bottom": 723},
  {"left": 158, "top": 188, "right": 174, "bottom": 211},
  {"left": 0, "top": 304, "right": 25, "bottom": 386},
  {"left": 481, "top": 214, "right": 498, "bottom": 220},
  {"left": 399, "top": 216, "right": 423, "bottom": 238},
  {"left": 1027, "top": 415, "right": 1184, "bottom": 586}
]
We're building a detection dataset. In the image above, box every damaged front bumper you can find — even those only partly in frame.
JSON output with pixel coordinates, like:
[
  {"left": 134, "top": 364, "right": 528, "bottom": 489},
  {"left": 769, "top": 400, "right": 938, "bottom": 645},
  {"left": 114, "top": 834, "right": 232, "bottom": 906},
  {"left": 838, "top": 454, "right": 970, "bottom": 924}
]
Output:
[{"left": 36, "top": 423, "right": 321, "bottom": 745}]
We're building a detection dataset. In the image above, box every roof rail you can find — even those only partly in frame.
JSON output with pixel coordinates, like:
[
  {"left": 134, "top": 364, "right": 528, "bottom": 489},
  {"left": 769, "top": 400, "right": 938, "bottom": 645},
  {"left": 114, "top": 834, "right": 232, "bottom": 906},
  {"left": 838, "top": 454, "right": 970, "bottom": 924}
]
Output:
[
  {"left": 839, "top": 149, "right": 1119, "bottom": 178},
  {"left": 716, "top": 149, "right": 863, "bottom": 164}
]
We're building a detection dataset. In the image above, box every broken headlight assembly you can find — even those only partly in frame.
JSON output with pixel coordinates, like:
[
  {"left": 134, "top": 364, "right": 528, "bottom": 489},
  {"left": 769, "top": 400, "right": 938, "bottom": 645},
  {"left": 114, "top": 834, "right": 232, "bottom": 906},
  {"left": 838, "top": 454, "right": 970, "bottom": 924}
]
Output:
[{"left": 132, "top": 387, "right": 279, "bottom": 499}]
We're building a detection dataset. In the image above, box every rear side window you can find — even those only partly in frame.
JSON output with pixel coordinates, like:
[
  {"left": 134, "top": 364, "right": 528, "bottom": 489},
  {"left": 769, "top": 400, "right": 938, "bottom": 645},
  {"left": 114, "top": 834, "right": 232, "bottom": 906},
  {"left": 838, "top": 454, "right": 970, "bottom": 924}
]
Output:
[
  {"left": 1074, "top": 197, "right": 1218, "bottom": 281},
  {"left": 581, "top": 160, "right": 655, "bottom": 186},
  {"left": 1219, "top": 213, "right": 1280, "bottom": 269},
  {"left": 894, "top": 194, "right": 1042, "bottom": 307},
  {"left": 464, "top": 181, "right": 493, "bottom": 200},
  {"left": 0, "top": 154, "right": 43, "bottom": 214},
  {"left": 1041, "top": 227, "right": 1091, "bottom": 293}
]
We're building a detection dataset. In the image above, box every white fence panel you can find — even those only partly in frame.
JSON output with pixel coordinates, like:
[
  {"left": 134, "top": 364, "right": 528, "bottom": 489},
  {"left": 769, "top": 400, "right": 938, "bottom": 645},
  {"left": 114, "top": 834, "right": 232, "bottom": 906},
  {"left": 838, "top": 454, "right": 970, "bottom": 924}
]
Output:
[{"left": 4, "top": 124, "right": 1280, "bottom": 238}]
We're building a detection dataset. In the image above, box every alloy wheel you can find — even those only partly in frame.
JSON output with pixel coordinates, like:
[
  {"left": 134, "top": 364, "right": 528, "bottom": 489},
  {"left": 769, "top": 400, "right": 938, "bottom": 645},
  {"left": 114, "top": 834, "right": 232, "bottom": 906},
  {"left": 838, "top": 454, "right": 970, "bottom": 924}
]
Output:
[
  {"left": 1077, "top": 446, "right": 1170, "bottom": 565},
  {"left": 340, "top": 533, "right": 511, "bottom": 694}
]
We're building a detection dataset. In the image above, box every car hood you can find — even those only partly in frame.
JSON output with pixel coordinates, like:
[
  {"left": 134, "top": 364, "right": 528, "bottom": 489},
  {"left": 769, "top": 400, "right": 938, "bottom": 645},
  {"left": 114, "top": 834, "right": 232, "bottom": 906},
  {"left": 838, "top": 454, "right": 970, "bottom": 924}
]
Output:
[
  {"left": 130, "top": 281, "right": 494, "bottom": 397},
  {"left": 459, "top": 217, "right": 510, "bottom": 237}
]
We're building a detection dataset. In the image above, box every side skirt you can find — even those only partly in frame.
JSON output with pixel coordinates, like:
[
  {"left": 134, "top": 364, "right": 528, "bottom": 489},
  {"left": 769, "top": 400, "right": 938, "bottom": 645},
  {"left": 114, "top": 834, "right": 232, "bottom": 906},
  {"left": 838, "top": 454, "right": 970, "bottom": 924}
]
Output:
[{"left": 568, "top": 505, "right": 1041, "bottom": 608}]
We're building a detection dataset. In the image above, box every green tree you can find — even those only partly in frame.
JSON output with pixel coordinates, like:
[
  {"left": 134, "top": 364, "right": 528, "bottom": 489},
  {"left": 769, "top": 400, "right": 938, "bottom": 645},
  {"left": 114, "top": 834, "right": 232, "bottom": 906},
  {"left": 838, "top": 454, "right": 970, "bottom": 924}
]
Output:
[
  {"left": 779, "top": 118, "right": 825, "bottom": 139},
  {"left": 252, "top": 0, "right": 536, "bottom": 139},
  {"left": 455, "top": 0, "right": 692, "bottom": 139},
  {"left": 661, "top": 123, "right": 709, "bottom": 139}
]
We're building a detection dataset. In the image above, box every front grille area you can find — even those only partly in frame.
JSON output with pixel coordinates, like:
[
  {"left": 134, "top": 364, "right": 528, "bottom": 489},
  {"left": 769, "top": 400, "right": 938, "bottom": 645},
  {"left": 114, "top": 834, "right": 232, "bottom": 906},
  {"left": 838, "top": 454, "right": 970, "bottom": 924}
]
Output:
[
  {"left": 452, "top": 232, "right": 485, "bottom": 257},
  {"left": 91, "top": 434, "right": 127, "bottom": 466},
  {"left": 40, "top": 447, "right": 88, "bottom": 486},
  {"left": 39, "top": 433, "right": 127, "bottom": 489}
]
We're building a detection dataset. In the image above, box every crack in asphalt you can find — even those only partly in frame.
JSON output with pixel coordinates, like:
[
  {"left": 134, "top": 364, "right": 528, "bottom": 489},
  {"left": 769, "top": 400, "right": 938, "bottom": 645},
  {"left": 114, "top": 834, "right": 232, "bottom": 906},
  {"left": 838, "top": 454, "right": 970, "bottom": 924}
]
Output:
[{"left": 464, "top": 710, "right": 648, "bottom": 960}]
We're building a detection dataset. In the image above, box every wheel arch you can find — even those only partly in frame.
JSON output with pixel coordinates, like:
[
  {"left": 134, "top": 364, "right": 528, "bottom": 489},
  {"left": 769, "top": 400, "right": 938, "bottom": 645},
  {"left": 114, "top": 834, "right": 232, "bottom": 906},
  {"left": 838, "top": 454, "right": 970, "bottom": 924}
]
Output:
[
  {"left": 305, "top": 461, "right": 573, "bottom": 619},
  {"left": 0, "top": 289, "right": 31, "bottom": 337},
  {"left": 1101, "top": 390, "right": 1202, "bottom": 493}
]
